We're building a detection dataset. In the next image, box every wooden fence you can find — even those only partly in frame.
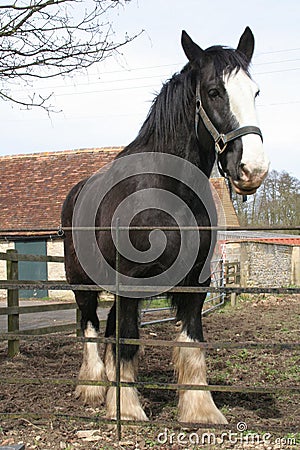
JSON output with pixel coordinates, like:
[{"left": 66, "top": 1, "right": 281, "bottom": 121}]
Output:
[
  {"left": 0, "top": 249, "right": 81, "bottom": 357},
  {"left": 224, "top": 261, "right": 241, "bottom": 306},
  {"left": 0, "top": 249, "right": 240, "bottom": 357},
  {"left": 1, "top": 248, "right": 300, "bottom": 441}
]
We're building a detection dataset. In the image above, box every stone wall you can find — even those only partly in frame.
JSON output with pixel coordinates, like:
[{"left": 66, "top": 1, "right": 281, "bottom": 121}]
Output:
[{"left": 227, "top": 241, "right": 298, "bottom": 288}]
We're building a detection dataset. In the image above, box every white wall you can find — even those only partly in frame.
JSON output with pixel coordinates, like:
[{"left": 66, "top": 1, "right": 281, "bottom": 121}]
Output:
[
  {"left": 0, "top": 241, "right": 15, "bottom": 299},
  {"left": 47, "top": 239, "right": 74, "bottom": 300}
]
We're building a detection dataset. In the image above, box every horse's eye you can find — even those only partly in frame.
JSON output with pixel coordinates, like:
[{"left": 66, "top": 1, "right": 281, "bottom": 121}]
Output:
[
  {"left": 255, "top": 90, "right": 260, "bottom": 99},
  {"left": 208, "top": 88, "right": 220, "bottom": 98}
]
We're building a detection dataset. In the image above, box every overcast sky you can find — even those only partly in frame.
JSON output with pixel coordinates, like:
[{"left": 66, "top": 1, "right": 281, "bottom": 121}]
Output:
[{"left": 1, "top": 0, "right": 299, "bottom": 179}]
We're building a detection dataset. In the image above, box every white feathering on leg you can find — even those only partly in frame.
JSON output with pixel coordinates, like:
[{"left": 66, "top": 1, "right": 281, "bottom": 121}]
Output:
[
  {"left": 75, "top": 322, "right": 107, "bottom": 405},
  {"left": 105, "top": 343, "right": 148, "bottom": 421},
  {"left": 173, "top": 331, "right": 227, "bottom": 424}
]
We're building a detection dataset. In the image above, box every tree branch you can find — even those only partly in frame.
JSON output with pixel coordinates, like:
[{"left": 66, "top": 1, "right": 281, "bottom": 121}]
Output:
[{"left": 0, "top": 0, "right": 141, "bottom": 110}]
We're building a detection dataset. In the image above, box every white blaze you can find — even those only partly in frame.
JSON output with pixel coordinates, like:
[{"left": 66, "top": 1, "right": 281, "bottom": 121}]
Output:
[{"left": 224, "top": 70, "right": 269, "bottom": 181}]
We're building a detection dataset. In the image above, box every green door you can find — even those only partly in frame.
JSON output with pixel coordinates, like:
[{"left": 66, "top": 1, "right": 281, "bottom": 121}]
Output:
[{"left": 15, "top": 240, "right": 48, "bottom": 298}]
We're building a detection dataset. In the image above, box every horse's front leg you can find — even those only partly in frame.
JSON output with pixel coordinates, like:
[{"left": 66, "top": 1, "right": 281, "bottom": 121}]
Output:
[
  {"left": 173, "top": 292, "right": 227, "bottom": 424},
  {"left": 104, "top": 298, "right": 148, "bottom": 421},
  {"left": 75, "top": 291, "right": 107, "bottom": 405}
]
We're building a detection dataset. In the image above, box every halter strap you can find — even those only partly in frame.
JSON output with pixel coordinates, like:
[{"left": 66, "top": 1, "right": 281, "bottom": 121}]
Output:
[{"left": 195, "top": 80, "right": 263, "bottom": 155}]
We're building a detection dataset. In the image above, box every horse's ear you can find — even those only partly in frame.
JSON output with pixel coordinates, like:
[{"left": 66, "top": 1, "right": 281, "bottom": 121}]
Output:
[
  {"left": 181, "top": 30, "right": 205, "bottom": 64},
  {"left": 236, "top": 26, "right": 255, "bottom": 63}
]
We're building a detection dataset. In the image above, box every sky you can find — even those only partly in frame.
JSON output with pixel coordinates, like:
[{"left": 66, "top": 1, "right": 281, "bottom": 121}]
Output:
[{"left": 1, "top": 0, "right": 300, "bottom": 179}]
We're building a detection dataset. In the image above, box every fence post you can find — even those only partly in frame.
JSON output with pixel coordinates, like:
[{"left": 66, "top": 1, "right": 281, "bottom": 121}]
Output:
[
  {"left": 7, "top": 249, "right": 20, "bottom": 357},
  {"left": 230, "top": 263, "right": 236, "bottom": 306},
  {"left": 115, "top": 218, "right": 121, "bottom": 441},
  {"left": 230, "top": 291, "right": 237, "bottom": 307}
]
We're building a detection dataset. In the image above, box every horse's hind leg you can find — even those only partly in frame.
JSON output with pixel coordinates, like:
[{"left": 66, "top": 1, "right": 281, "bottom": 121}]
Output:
[
  {"left": 104, "top": 298, "right": 148, "bottom": 421},
  {"left": 173, "top": 293, "right": 227, "bottom": 424},
  {"left": 75, "top": 291, "right": 107, "bottom": 405}
]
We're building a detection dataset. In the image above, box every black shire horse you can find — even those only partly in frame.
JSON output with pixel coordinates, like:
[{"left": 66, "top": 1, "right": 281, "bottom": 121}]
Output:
[{"left": 62, "top": 27, "right": 269, "bottom": 424}]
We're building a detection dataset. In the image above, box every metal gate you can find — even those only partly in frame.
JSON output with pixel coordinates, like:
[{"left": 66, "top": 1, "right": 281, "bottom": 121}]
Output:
[{"left": 0, "top": 224, "right": 299, "bottom": 444}]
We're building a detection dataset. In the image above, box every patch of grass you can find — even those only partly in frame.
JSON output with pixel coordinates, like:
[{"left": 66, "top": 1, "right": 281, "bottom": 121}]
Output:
[
  {"left": 142, "top": 297, "right": 170, "bottom": 309},
  {"left": 220, "top": 405, "right": 231, "bottom": 416},
  {"left": 213, "top": 372, "right": 228, "bottom": 384},
  {"left": 264, "top": 366, "right": 279, "bottom": 381},
  {"left": 284, "top": 433, "right": 300, "bottom": 445},
  {"left": 216, "top": 301, "right": 233, "bottom": 314},
  {"left": 144, "top": 438, "right": 158, "bottom": 448},
  {"left": 225, "top": 358, "right": 243, "bottom": 371},
  {"left": 237, "top": 349, "right": 250, "bottom": 360}
]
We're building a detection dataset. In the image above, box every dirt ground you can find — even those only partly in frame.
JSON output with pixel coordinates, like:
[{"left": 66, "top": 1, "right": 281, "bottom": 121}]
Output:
[{"left": 0, "top": 294, "right": 299, "bottom": 449}]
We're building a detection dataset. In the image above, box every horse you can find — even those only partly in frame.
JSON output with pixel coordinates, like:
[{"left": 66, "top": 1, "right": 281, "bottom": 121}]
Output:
[{"left": 61, "top": 27, "right": 269, "bottom": 424}]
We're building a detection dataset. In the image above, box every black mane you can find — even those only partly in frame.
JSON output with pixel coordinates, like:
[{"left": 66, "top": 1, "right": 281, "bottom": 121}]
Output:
[
  {"left": 205, "top": 45, "right": 251, "bottom": 77},
  {"left": 121, "top": 45, "right": 250, "bottom": 155},
  {"left": 121, "top": 67, "right": 195, "bottom": 154}
]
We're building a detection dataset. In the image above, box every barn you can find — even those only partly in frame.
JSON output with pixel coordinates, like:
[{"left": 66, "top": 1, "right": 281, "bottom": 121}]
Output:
[
  {"left": 224, "top": 232, "right": 300, "bottom": 287},
  {"left": 0, "top": 147, "right": 240, "bottom": 299}
]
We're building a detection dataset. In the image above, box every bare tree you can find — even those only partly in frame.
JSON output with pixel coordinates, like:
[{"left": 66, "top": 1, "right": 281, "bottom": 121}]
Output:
[
  {"left": 233, "top": 170, "right": 300, "bottom": 234},
  {"left": 0, "top": 0, "right": 140, "bottom": 110}
]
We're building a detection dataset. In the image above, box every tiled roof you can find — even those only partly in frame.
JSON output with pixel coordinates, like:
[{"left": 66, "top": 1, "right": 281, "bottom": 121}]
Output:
[
  {"left": 0, "top": 148, "right": 239, "bottom": 236},
  {"left": 219, "top": 230, "right": 300, "bottom": 246}
]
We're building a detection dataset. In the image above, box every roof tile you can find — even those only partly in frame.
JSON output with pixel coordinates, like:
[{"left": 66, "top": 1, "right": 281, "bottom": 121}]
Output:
[{"left": 0, "top": 148, "right": 239, "bottom": 234}]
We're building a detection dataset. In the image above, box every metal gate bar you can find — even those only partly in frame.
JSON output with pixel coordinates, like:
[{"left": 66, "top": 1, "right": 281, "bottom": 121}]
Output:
[
  {"left": 0, "top": 224, "right": 299, "bottom": 442},
  {"left": 115, "top": 219, "right": 121, "bottom": 440},
  {"left": 1, "top": 332, "right": 299, "bottom": 351},
  {"left": 1, "top": 281, "right": 299, "bottom": 294}
]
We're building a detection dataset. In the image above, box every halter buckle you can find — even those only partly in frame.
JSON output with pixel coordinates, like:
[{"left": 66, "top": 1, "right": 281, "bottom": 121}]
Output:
[{"left": 215, "top": 134, "right": 227, "bottom": 154}]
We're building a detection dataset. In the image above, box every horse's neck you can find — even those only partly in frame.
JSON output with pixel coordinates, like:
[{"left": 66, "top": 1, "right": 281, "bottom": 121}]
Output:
[
  {"left": 163, "top": 106, "right": 216, "bottom": 177},
  {"left": 173, "top": 138, "right": 216, "bottom": 179}
]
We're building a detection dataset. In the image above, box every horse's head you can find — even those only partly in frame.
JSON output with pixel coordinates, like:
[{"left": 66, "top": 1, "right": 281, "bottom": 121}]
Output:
[{"left": 182, "top": 27, "right": 269, "bottom": 195}]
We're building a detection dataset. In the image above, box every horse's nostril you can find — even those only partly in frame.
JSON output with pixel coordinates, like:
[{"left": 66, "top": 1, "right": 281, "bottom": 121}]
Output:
[{"left": 240, "top": 164, "right": 251, "bottom": 181}]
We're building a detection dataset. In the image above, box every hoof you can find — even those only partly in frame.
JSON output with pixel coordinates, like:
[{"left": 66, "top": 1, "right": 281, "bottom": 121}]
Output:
[
  {"left": 75, "top": 384, "right": 107, "bottom": 406},
  {"left": 106, "top": 386, "right": 148, "bottom": 421},
  {"left": 178, "top": 391, "right": 228, "bottom": 425}
]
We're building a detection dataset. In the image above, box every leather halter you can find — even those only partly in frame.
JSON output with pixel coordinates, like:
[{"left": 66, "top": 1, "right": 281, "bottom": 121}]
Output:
[{"left": 195, "top": 80, "right": 263, "bottom": 155}]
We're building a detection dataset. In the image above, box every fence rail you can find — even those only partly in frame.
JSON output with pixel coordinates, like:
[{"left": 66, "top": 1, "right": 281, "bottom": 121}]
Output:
[
  {"left": 2, "top": 279, "right": 299, "bottom": 294},
  {"left": 0, "top": 225, "right": 300, "bottom": 233},
  {"left": 1, "top": 249, "right": 299, "bottom": 355},
  {"left": 0, "top": 249, "right": 80, "bottom": 355},
  {"left": 0, "top": 249, "right": 244, "bottom": 356},
  {"left": 0, "top": 251, "right": 64, "bottom": 263}
]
